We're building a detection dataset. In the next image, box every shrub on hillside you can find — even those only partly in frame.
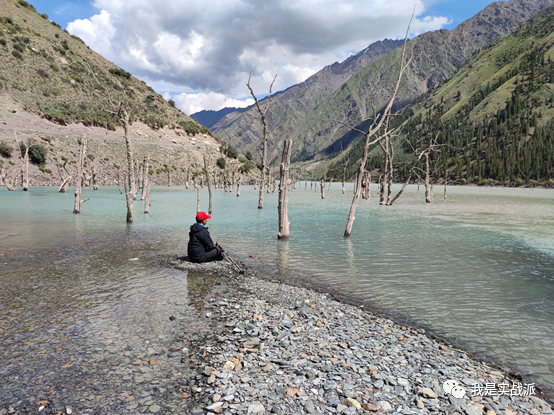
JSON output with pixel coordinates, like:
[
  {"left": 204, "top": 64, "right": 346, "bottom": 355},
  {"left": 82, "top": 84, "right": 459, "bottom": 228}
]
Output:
[
  {"left": 17, "top": 0, "right": 36, "bottom": 11},
  {"left": 216, "top": 157, "right": 226, "bottom": 169},
  {"left": 245, "top": 151, "right": 252, "bottom": 161},
  {"left": 19, "top": 143, "right": 47, "bottom": 165},
  {"left": 29, "top": 144, "right": 47, "bottom": 165},
  {"left": 0, "top": 142, "right": 13, "bottom": 158},
  {"left": 227, "top": 146, "right": 238, "bottom": 159},
  {"left": 37, "top": 69, "right": 49, "bottom": 78},
  {"left": 109, "top": 68, "right": 131, "bottom": 79},
  {"left": 178, "top": 120, "right": 210, "bottom": 136}
]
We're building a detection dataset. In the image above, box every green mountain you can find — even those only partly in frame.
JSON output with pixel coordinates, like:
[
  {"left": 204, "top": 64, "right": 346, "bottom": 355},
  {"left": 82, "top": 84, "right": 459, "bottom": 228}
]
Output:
[
  {"left": 391, "top": 3, "right": 554, "bottom": 187},
  {"left": 324, "top": 2, "right": 554, "bottom": 188},
  {"left": 215, "top": 0, "right": 554, "bottom": 167},
  {"left": 0, "top": 0, "right": 207, "bottom": 134}
]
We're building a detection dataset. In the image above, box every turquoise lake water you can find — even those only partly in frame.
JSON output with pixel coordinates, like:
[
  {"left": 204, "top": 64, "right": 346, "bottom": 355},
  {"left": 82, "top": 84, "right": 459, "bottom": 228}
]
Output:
[{"left": 1, "top": 184, "right": 553, "bottom": 394}]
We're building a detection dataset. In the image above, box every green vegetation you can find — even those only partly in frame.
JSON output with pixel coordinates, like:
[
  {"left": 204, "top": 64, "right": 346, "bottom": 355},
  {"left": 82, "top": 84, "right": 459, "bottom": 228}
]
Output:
[
  {"left": 0, "top": 0, "right": 208, "bottom": 137},
  {"left": 109, "top": 67, "right": 131, "bottom": 79},
  {"left": 325, "top": 3, "right": 554, "bottom": 188},
  {"left": 19, "top": 143, "right": 47, "bottom": 165},
  {"left": 0, "top": 142, "right": 13, "bottom": 158},
  {"left": 178, "top": 120, "right": 211, "bottom": 135},
  {"left": 216, "top": 157, "right": 226, "bottom": 169}
]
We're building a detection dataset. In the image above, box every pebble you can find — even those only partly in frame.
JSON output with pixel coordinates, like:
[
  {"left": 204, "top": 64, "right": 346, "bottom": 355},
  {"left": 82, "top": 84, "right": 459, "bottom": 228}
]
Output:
[{"left": 174, "top": 261, "right": 554, "bottom": 415}]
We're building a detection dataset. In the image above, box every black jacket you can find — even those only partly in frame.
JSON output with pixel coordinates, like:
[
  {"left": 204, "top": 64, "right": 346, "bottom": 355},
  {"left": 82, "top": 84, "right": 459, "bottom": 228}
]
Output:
[{"left": 188, "top": 223, "right": 216, "bottom": 263}]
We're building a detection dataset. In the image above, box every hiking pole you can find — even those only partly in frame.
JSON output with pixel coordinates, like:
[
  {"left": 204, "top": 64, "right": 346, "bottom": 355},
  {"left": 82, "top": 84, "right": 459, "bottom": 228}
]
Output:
[{"left": 222, "top": 251, "right": 244, "bottom": 274}]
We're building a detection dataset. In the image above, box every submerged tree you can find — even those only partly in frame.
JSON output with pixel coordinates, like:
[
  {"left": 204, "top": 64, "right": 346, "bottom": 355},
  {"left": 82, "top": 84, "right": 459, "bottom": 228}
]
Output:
[
  {"left": 13, "top": 131, "right": 30, "bottom": 191},
  {"left": 341, "top": 12, "right": 413, "bottom": 237},
  {"left": 246, "top": 63, "right": 277, "bottom": 209},
  {"left": 73, "top": 135, "right": 89, "bottom": 213},
  {"left": 278, "top": 139, "right": 293, "bottom": 239},
  {"left": 204, "top": 155, "right": 213, "bottom": 214}
]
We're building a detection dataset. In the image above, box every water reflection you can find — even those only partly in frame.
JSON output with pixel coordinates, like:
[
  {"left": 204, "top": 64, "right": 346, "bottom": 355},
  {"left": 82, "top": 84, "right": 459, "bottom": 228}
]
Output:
[{"left": 276, "top": 239, "right": 289, "bottom": 279}]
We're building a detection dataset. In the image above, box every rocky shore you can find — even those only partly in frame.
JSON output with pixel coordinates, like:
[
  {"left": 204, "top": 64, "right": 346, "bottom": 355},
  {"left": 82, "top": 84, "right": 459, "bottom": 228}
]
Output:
[{"left": 163, "top": 257, "right": 554, "bottom": 415}]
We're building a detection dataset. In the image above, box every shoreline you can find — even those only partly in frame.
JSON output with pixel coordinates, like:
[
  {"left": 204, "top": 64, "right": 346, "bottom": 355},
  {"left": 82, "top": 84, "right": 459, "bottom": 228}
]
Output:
[{"left": 164, "top": 256, "right": 554, "bottom": 414}]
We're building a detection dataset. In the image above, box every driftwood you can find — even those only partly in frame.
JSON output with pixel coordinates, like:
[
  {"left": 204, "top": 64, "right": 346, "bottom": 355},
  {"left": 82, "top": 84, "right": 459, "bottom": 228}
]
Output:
[{"left": 278, "top": 139, "right": 293, "bottom": 239}]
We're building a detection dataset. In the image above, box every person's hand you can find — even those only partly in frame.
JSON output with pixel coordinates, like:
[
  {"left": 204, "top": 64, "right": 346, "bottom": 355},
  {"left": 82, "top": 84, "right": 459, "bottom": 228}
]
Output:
[{"left": 216, "top": 241, "right": 219, "bottom": 246}]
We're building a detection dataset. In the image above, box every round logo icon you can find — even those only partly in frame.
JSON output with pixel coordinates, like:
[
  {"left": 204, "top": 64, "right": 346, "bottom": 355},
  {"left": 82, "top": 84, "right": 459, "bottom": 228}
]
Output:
[
  {"left": 451, "top": 385, "right": 467, "bottom": 399},
  {"left": 442, "top": 379, "right": 458, "bottom": 394}
]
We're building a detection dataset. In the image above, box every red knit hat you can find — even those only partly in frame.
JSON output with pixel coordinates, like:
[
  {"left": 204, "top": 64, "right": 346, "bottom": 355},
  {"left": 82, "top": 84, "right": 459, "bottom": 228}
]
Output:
[{"left": 196, "top": 211, "right": 211, "bottom": 220}]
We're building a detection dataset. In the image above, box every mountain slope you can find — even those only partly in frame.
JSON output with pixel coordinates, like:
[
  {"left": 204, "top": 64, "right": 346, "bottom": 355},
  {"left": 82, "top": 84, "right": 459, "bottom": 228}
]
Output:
[
  {"left": 217, "top": 0, "right": 554, "bottom": 166},
  {"left": 0, "top": 0, "right": 208, "bottom": 134},
  {"left": 191, "top": 107, "right": 245, "bottom": 129},
  {"left": 324, "top": 3, "right": 554, "bottom": 187},
  {"left": 212, "top": 39, "right": 404, "bottom": 147},
  {"left": 393, "top": 3, "right": 554, "bottom": 186}
]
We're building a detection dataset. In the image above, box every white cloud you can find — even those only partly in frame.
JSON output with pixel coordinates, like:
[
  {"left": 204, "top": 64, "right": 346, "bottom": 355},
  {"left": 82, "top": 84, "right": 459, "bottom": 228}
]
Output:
[
  {"left": 66, "top": 10, "right": 115, "bottom": 57},
  {"left": 172, "top": 92, "right": 255, "bottom": 115},
  {"left": 67, "top": 0, "right": 451, "bottom": 111}
]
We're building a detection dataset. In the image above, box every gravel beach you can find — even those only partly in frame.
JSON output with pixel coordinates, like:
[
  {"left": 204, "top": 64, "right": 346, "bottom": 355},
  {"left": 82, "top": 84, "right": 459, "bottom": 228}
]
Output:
[{"left": 163, "top": 257, "right": 554, "bottom": 415}]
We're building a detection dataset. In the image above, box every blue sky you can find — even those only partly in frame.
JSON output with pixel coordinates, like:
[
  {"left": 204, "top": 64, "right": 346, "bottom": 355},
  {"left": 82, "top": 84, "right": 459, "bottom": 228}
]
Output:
[
  {"left": 31, "top": 0, "right": 497, "bottom": 33},
  {"left": 28, "top": 0, "right": 499, "bottom": 114}
]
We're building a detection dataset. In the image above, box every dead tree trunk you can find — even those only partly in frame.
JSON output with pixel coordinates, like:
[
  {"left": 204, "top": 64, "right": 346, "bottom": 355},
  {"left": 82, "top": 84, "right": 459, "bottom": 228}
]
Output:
[
  {"left": 320, "top": 178, "right": 325, "bottom": 199},
  {"left": 14, "top": 131, "right": 29, "bottom": 191},
  {"left": 57, "top": 158, "right": 72, "bottom": 193},
  {"left": 141, "top": 155, "right": 149, "bottom": 200},
  {"left": 425, "top": 152, "right": 431, "bottom": 204},
  {"left": 237, "top": 177, "right": 241, "bottom": 197},
  {"left": 0, "top": 162, "right": 15, "bottom": 191},
  {"left": 144, "top": 182, "right": 151, "bottom": 213},
  {"left": 278, "top": 139, "right": 292, "bottom": 239},
  {"left": 444, "top": 178, "right": 447, "bottom": 201},
  {"left": 104, "top": 103, "right": 134, "bottom": 221},
  {"left": 342, "top": 13, "right": 412, "bottom": 237},
  {"left": 204, "top": 155, "right": 213, "bottom": 214},
  {"left": 135, "top": 161, "right": 140, "bottom": 196},
  {"left": 195, "top": 179, "right": 201, "bottom": 212},
  {"left": 362, "top": 171, "right": 372, "bottom": 200},
  {"left": 73, "top": 135, "right": 87, "bottom": 214},
  {"left": 247, "top": 64, "right": 277, "bottom": 209},
  {"left": 379, "top": 173, "right": 386, "bottom": 205},
  {"left": 91, "top": 164, "right": 99, "bottom": 190},
  {"left": 59, "top": 176, "right": 71, "bottom": 193},
  {"left": 117, "top": 171, "right": 123, "bottom": 194},
  {"left": 387, "top": 149, "right": 427, "bottom": 206}
]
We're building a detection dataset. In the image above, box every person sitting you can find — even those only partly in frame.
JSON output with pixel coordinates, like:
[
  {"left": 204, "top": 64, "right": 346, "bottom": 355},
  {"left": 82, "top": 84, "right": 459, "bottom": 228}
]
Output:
[{"left": 187, "top": 212, "right": 224, "bottom": 263}]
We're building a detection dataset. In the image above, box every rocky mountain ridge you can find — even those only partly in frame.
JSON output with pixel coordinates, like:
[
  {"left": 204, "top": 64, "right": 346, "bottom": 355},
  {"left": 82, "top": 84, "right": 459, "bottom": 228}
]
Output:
[{"left": 214, "top": 0, "right": 554, "bottom": 166}]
